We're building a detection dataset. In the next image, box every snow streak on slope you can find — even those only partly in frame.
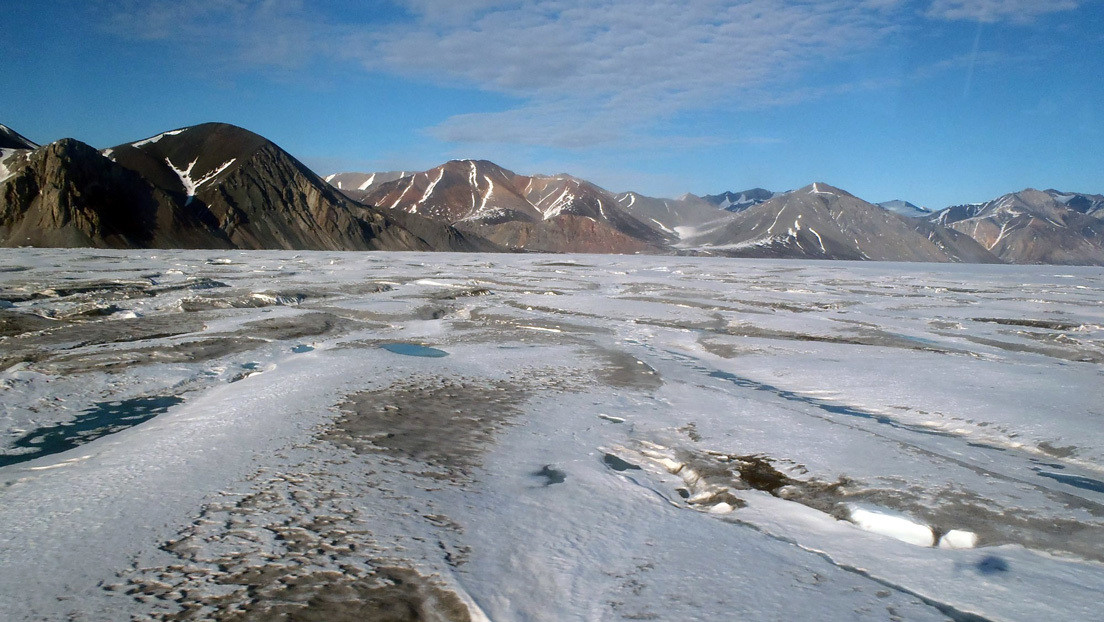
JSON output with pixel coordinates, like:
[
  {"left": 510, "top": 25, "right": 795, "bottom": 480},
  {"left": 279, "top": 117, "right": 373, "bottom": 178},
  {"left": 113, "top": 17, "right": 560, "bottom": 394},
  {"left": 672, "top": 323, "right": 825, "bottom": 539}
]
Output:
[
  {"left": 0, "top": 148, "right": 30, "bottom": 184},
  {"left": 166, "top": 157, "right": 236, "bottom": 205},
  {"left": 130, "top": 128, "right": 186, "bottom": 148},
  {"left": 415, "top": 168, "right": 445, "bottom": 213}
]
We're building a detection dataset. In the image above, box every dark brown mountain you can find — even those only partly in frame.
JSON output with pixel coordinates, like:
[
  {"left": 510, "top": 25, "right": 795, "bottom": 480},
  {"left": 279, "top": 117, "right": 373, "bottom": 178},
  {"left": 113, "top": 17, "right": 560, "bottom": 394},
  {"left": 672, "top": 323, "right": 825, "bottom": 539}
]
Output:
[
  {"left": 106, "top": 123, "right": 426, "bottom": 251},
  {"left": 0, "top": 124, "right": 37, "bottom": 150},
  {"left": 932, "top": 189, "right": 1104, "bottom": 265},
  {"left": 1, "top": 138, "right": 228, "bottom": 248},
  {"left": 326, "top": 171, "right": 412, "bottom": 197},
  {"left": 357, "top": 160, "right": 667, "bottom": 254},
  {"left": 2, "top": 122, "right": 493, "bottom": 251},
  {"left": 684, "top": 182, "right": 999, "bottom": 262}
]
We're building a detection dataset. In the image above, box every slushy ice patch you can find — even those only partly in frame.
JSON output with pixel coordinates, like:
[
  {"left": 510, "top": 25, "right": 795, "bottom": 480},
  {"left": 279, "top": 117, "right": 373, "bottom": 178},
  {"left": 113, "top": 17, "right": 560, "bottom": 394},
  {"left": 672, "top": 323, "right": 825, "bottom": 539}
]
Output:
[
  {"left": 380, "top": 343, "right": 450, "bottom": 358},
  {"left": 0, "top": 395, "right": 183, "bottom": 467}
]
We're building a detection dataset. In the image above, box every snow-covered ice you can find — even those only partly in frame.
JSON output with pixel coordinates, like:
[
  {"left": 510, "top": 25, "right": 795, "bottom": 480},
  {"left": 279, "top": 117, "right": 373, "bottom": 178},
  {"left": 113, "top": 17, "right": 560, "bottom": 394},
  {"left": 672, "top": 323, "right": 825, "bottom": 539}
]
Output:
[{"left": 0, "top": 249, "right": 1102, "bottom": 621}]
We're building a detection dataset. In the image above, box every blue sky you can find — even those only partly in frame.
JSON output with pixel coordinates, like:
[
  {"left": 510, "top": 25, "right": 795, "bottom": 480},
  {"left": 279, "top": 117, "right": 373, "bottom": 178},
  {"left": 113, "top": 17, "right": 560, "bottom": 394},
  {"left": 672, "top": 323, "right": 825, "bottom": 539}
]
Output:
[{"left": 3, "top": 1, "right": 1102, "bottom": 207}]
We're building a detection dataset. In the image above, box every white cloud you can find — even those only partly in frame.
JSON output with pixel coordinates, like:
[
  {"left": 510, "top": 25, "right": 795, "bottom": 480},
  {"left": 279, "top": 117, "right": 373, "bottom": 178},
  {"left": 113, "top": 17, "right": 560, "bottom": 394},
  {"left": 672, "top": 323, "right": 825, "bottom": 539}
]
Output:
[
  {"left": 101, "top": 0, "right": 335, "bottom": 71},
  {"left": 925, "top": 0, "right": 1085, "bottom": 23},
  {"left": 96, "top": 0, "right": 1086, "bottom": 149},
  {"left": 355, "top": 0, "right": 907, "bottom": 146}
]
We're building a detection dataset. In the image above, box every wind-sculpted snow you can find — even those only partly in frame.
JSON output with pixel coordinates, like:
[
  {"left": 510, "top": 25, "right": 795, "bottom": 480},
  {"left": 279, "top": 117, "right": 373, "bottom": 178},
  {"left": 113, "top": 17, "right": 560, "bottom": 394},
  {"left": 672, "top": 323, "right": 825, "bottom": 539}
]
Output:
[{"left": 0, "top": 249, "right": 1102, "bottom": 621}]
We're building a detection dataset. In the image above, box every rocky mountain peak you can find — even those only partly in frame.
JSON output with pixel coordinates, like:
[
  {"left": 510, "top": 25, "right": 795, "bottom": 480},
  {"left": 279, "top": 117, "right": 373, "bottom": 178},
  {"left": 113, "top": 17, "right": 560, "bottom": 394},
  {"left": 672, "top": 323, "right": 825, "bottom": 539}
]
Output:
[{"left": 799, "top": 182, "right": 855, "bottom": 198}]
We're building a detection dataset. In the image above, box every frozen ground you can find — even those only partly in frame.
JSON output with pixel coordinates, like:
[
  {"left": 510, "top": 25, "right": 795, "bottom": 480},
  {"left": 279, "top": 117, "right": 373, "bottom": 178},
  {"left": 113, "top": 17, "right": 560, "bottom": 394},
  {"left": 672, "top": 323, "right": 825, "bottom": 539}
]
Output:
[{"left": 0, "top": 249, "right": 1102, "bottom": 621}]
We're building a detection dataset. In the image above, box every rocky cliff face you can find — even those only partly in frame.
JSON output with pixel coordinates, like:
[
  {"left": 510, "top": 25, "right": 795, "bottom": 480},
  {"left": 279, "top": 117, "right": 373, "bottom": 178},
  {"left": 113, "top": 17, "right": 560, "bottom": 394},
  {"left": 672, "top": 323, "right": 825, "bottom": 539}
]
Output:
[{"left": 0, "top": 139, "right": 228, "bottom": 248}]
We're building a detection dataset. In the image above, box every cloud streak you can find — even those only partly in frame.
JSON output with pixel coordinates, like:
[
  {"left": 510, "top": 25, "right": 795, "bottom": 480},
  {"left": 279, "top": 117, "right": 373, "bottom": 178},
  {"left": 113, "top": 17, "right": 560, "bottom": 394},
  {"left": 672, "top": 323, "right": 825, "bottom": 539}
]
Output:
[
  {"left": 925, "top": 0, "right": 1086, "bottom": 23},
  {"left": 98, "top": 0, "right": 1090, "bottom": 149},
  {"left": 358, "top": 0, "right": 910, "bottom": 146}
]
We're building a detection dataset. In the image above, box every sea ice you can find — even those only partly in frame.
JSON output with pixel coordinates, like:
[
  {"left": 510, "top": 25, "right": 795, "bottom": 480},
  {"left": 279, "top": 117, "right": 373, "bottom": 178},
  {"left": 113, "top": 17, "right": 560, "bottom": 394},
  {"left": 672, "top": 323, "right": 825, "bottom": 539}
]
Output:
[{"left": 0, "top": 249, "right": 1101, "bottom": 621}]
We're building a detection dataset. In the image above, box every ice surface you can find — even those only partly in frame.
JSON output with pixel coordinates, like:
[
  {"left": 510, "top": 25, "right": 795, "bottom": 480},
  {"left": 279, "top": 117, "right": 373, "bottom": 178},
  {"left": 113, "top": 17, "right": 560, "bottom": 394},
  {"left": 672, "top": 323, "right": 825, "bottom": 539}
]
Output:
[
  {"left": 0, "top": 249, "right": 1102, "bottom": 621},
  {"left": 940, "top": 529, "right": 979, "bottom": 549},
  {"left": 849, "top": 506, "right": 935, "bottom": 546}
]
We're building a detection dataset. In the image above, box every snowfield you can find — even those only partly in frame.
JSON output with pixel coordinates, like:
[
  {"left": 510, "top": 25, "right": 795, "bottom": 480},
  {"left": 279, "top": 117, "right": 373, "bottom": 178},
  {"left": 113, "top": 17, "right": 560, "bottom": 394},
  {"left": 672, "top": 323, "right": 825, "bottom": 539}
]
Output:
[{"left": 1, "top": 249, "right": 1102, "bottom": 621}]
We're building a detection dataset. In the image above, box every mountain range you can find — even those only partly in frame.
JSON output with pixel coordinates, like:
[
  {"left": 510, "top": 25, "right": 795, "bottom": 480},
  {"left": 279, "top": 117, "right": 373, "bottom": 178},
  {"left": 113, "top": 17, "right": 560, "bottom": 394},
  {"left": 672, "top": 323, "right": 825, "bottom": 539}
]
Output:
[
  {"left": 0, "top": 123, "right": 491, "bottom": 252},
  {"left": 356, "top": 159, "right": 668, "bottom": 254},
  {"left": 2, "top": 121, "right": 1101, "bottom": 264}
]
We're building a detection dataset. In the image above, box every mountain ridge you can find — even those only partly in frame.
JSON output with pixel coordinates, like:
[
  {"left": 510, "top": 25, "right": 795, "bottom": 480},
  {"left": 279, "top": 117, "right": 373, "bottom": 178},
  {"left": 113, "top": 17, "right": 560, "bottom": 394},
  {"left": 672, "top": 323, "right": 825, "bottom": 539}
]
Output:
[
  {"left": 680, "top": 182, "right": 999, "bottom": 263},
  {"left": 355, "top": 159, "right": 669, "bottom": 254},
  {"left": 1, "top": 123, "right": 494, "bottom": 252},
  {"left": 931, "top": 188, "right": 1104, "bottom": 265},
  {"left": 4, "top": 121, "right": 1101, "bottom": 263}
]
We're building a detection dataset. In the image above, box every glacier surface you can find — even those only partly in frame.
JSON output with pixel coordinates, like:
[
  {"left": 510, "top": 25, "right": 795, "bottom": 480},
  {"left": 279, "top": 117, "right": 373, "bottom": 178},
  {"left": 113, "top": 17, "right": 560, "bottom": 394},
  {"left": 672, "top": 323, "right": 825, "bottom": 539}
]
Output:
[{"left": 0, "top": 249, "right": 1102, "bottom": 621}]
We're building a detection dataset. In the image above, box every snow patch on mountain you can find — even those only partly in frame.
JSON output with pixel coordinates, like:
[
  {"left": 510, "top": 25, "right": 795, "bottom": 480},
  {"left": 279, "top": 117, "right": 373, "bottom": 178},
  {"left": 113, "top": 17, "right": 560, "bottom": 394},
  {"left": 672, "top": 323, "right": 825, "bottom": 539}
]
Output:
[
  {"left": 418, "top": 169, "right": 445, "bottom": 211},
  {"left": 649, "top": 218, "right": 675, "bottom": 235},
  {"left": 878, "top": 200, "right": 931, "bottom": 218},
  {"left": 166, "top": 157, "right": 236, "bottom": 205},
  {"left": 1, "top": 149, "right": 19, "bottom": 183},
  {"left": 392, "top": 176, "right": 419, "bottom": 211},
  {"left": 0, "top": 148, "right": 31, "bottom": 184},
  {"left": 542, "top": 188, "right": 575, "bottom": 220},
  {"left": 479, "top": 175, "right": 495, "bottom": 212},
  {"left": 131, "top": 129, "right": 186, "bottom": 148}
]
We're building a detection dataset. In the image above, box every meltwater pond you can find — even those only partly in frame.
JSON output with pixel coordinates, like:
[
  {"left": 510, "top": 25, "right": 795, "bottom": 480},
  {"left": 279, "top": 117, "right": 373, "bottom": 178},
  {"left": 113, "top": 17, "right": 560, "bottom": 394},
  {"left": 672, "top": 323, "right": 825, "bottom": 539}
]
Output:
[
  {"left": 380, "top": 342, "right": 449, "bottom": 358},
  {"left": 0, "top": 396, "right": 184, "bottom": 468}
]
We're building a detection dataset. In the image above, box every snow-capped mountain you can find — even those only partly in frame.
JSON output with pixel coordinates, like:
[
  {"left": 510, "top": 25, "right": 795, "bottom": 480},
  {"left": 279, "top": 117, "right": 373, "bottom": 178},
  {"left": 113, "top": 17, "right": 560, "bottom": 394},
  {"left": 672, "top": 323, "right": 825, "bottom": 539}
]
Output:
[
  {"left": 878, "top": 200, "right": 931, "bottom": 218},
  {"left": 702, "top": 188, "right": 777, "bottom": 212},
  {"left": 685, "top": 183, "right": 998, "bottom": 262},
  {"left": 354, "top": 160, "right": 668, "bottom": 254},
  {"left": 932, "top": 189, "right": 1104, "bottom": 265}
]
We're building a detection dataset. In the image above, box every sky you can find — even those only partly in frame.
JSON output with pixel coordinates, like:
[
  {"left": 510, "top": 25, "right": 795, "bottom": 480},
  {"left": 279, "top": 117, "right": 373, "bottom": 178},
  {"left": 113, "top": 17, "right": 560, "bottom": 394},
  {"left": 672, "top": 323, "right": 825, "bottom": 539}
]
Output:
[{"left": 3, "top": 0, "right": 1103, "bottom": 207}]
